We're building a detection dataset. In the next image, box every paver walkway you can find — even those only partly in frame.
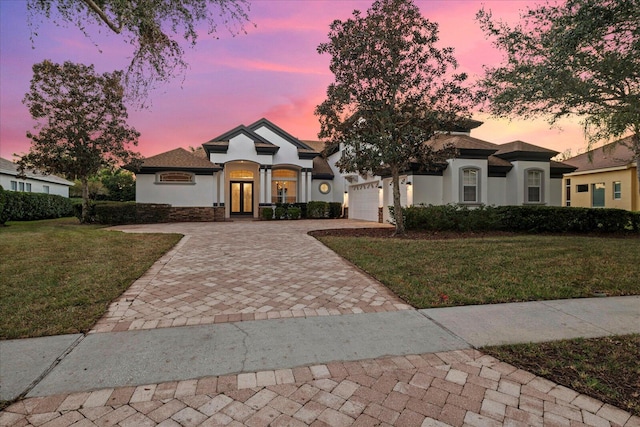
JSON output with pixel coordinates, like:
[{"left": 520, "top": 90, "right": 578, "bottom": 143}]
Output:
[
  {"left": 92, "top": 221, "right": 411, "bottom": 333},
  {"left": 3, "top": 350, "right": 638, "bottom": 426}
]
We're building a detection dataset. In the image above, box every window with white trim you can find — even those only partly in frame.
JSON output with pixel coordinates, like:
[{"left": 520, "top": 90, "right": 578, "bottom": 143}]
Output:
[
  {"left": 461, "top": 168, "right": 479, "bottom": 203},
  {"left": 526, "top": 169, "right": 543, "bottom": 203},
  {"left": 157, "top": 172, "right": 194, "bottom": 183},
  {"left": 10, "top": 181, "right": 17, "bottom": 191},
  {"left": 19, "top": 182, "right": 24, "bottom": 192},
  {"left": 26, "top": 183, "right": 32, "bottom": 192},
  {"left": 613, "top": 181, "right": 622, "bottom": 200},
  {"left": 43, "top": 185, "right": 50, "bottom": 194}
]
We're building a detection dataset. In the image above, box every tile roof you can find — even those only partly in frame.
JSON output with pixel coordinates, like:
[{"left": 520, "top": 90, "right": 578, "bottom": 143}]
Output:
[
  {"left": 312, "top": 156, "right": 334, "bottom": 179},
  {"left": 494, "top": 140, "right": 558, "bottom": 156},
  {"left": 139, "top": 148, "right": 220, "bottom": 170},
  {"left": 0, "top": 157, "right": 73, "bottom": 185},
  {"left": 430, "top": 134, "right": 499, "bottom": 151},
  {"left": 564, "top": 137, "right": 636, "bottom": 172}
]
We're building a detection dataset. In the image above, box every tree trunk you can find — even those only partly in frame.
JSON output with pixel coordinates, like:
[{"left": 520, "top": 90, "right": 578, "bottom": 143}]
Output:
[
  {"left": 391, "top": 166, "right": 405, "bottom": 236},
  {"left": 81, "top": 177, "right": 90, "bottom": 224}
]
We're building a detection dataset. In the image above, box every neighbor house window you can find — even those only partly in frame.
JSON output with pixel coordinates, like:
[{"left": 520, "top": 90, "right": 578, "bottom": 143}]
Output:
[
  {"left": 43, "top": 185, "right": 50, "bottom": 194},
  {"left": 592, "top": 183, "right": 605, "bottom": 207},
  {"left": 272, "top": 169, "right": 298, "bottom": 203},
  {"left": 565, "top": 179, "right": 571, "bottom": 206},
  {"left": 157, "top": 172, "right": 194, "bottom": 183},
  {"left": 526, "top": 169, "right": 543, "bottom": 203},
  {"left": 10, "top": 181, "right": 17, "bottom": 191},
  {"left": 18, "top": 182, "right": 24, "bottom": 191},
  {"left": 576, "top": 184, "right": 588, "bottom": 193},
  {"left": 461, "top": 168, "right": 479, "bottom": 203},
  {"left": 613, "top": 181, "right": 622, "bottom": 199},
  {"left": 26, "top": 183, "right": 32, "bottom": 192}
]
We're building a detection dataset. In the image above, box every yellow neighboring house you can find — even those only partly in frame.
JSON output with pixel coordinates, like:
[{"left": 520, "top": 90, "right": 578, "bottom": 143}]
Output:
[{"left": 563, "top": 137, "right": 639, "bottom": 211}]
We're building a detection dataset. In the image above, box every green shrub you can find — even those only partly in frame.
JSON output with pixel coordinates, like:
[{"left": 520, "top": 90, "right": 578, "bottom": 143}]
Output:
[
  {"left": 328, "top": 202, "right": 343, "bottom": 218},
  {"left": 0, "top": 191, "right": 73, "bottom": 222},
  {"left": 307, "top": 201, "right": 328, "bottom": 218},
  {"left": 291, "top": 202, "right": 307, "bottom": 219},
  {"left": 0, "top": 185, "right": 7, "bottom": 225},
  {"left": 288, "top": 206, "right": 301, "bottom": 219},
  {"left": 261, "top": 207, "right": 274, "bottom": 220},
  {"left": 275, "top": 206, "right": 287, "bottom": 219},
  {"left": 395, "top": 204, "right": 638, "bottom": 234},
  {"left": 73, "top": 200, "right": 97, "bottom": 222},
  {"left": 94, "top": 201, "right": 137, "bottom": 225}
]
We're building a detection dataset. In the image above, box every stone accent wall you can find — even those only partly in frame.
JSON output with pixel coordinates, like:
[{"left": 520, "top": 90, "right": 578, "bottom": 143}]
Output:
[
  {"left": 168, "top": 207, "right": 225, "bottom": 222},
  {"left": 378, "top": 207, "right": 383, "bottom": 223}
]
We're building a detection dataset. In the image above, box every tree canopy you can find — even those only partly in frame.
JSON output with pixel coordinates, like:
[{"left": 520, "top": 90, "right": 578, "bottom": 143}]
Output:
[
  {"left": 27, "top": 0, "right": 251, "bottom": 105},
  {"left": 477, "top": 0, "right": 640, "bottom": 171},
  {"left": 315, "top": 0, "right": 473, "bottom": 234},
  {"left": 20, "top": 60, "right": 141, "bottom": 222}
]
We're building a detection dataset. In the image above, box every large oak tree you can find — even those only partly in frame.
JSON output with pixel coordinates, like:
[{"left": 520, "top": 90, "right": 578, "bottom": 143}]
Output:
[
  {"left": 27, "top": 0, "right": 251, "bottom": 105},
  {"left": 477, "top": 0, "right": 640, "bottom": 198},
  {"left": 20, "top": 60, "right": 141, "bottom": 223},
  {"left": 316, "top": 0, "right": 473, "bottom": 235}
]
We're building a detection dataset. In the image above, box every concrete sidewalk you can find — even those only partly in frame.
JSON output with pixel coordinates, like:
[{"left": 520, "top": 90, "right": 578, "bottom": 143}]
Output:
[{"left": 2, "top": 297, "right": 638, "bottom": 419}]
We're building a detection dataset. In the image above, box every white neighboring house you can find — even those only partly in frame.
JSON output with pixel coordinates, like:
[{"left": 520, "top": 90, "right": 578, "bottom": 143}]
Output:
[
  {"left": 132, "top": 118, "right": 577, "bottom": 222},
  {"left": 0, "top": 157, "right": 73, "bottom": 197}
]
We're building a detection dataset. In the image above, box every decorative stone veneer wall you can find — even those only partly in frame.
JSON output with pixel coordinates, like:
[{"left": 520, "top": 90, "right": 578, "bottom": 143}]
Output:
[{"left": 168, "top": 207, "right": 225, "bottom": 222}]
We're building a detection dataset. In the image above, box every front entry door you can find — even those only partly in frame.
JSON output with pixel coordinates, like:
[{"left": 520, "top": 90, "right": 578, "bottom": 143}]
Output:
[{"left": 230, "top": 182, "right": 253, "bottom": 215}]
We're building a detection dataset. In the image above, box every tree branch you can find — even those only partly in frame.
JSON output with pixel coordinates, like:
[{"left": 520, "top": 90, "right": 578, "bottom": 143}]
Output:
[{"left": 81, "top": 0, "right": 123, "bottom": 34}]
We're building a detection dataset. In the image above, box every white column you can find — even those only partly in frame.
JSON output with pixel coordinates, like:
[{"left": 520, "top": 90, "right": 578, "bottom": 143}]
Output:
[
  {"left": 219, "top": 169, "right": 225, "bottom": 206},
  {"left": 306, "top": 169, "right": 312, "bottom": 203},
  {"left": 259, "top": 168, "right": 266, "bottom": 204},
  {"left": 300, "top": 171, "right": 307, "bottom": 203},
  {"left": 212, "top": 172, "right": 218, "bottom": 206},
  {"left": 266, "top": 168, "right": 272, "bottom": 204}
]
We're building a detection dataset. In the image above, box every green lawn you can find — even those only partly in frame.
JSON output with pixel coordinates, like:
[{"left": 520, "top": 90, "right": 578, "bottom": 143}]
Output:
[
  {"left": 316, "top": 234, "right": 640, "bottom": 308},
  {"left": 0, "top": 218, "right": 182, "bottom": 339},
  {"left": 484, "top": 334, "right": 640, "bottom": 416}
]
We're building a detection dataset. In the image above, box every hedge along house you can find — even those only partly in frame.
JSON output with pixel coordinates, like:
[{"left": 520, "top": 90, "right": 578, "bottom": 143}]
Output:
[
  {"left": 0, "top": 157, "right": 73, "bottom": 197},
  {"left": 133, "top": 118, "right": 341, "bottom": 220},
  {"left": 133, "top": 117, "right": 577, "bottom": 222},
  {"left": 562, "top": 138, "right": 639, "bottom": 211}
]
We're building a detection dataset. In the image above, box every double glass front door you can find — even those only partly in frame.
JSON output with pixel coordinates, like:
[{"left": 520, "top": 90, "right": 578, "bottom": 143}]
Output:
[{"left": 230, "top": 182, "right": 253, "bottom": 215}]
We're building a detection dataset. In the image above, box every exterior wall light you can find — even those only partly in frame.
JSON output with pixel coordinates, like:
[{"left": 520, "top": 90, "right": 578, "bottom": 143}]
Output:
[{"left": 407, "top": 181, "right": 412, "bottom": 186}]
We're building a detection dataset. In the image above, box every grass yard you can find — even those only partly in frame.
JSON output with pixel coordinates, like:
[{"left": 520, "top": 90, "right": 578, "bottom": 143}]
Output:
[
  {"left": 0, "top": 218, "right": 182, "bottom": 339},
  {"left": 484, "top": 334, "right": 640, "bottom": 416},
  {"left": 315, "top": 233, "right": 640, "bottom": 308}
]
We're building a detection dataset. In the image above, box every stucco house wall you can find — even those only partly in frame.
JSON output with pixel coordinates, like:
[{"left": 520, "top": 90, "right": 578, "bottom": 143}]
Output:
[
  {"left": 136, "top": 173, "right": 215, "bottom": 207},
  {"left": 0, "top": 158, "right": 73, "bottom": 197}
]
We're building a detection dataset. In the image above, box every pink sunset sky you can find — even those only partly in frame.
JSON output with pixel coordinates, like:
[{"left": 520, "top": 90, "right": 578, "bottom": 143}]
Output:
[{"left": 0, "top": 0, "right": 588, "bottom": 161}]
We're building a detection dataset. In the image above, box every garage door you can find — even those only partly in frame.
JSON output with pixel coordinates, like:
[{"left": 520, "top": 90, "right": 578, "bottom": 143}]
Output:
[{"left": 349, "top": 181, "right": 380, "bottom": 222}]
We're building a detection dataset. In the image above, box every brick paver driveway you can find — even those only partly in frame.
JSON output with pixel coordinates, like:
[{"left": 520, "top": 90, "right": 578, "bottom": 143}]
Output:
[{"left": 92, "top": 220, "right": 411, "bottom": 333}]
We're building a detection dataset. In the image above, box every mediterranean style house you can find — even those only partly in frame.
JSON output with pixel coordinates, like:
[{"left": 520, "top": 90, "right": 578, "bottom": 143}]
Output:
[
  {"left": 562, "top": 138, "right": 639, "bottom": 211},
  {"left": 132, "top": 118, "right": 577, "bottom": 221},
  {"left": 0, "top": 157, "right": 73, "bottom": 197}
]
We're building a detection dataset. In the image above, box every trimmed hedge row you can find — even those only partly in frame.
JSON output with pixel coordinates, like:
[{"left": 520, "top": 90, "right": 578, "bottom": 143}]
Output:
[
  {"left": 262, "top": 202, "right": 343, "bottom": 220},
  {"left": 0, "top": 185, "right": 73, "bottom": 224},
  {"left": 73, "top": 201, "right": 172, "bottom": 224},
  {"left": 307, "top": 201, "right": 343, "bottom": 219},
  {"left": 390, "top": 204, "right": 640, "bottom": 234}
]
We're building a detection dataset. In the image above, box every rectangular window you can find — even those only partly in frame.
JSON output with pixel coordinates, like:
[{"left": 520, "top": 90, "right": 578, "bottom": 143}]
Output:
[
  {"left": 576, "top": 184, "right": 588, "bottom": 193},
  {"left": 43, "top": 185, "right": 50, "bottom": 194},
  {"left": 565, "top": 179, "right": 571, "bottom": 207},
  {"left": 26, "top": 183, "right": 32, "bottom": 192},
  {"left": 592, "top": 183, "right": 605, "bottom": 207},
  {"left": 613, "top": 181, "right": 621, "bottom": 199},
  {"left": 18, "top": 182, "right": 24, "bottom": 192},
  {"left": 526, "top": 170, "right": 542, "bottom": 203},
  {"left": 462, "top": 169, "right": 478, "bottom": 202},
  {"left": 10, "top": 181, "right": 17, "bottom": 191}
]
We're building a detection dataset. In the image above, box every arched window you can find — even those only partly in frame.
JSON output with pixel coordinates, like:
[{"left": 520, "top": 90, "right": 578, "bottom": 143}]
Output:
[
  {"left": 272, "top": 169, "right": 298, "bottom": 203},
  {"left": 157, "top": 172, "right": 194, "bottom": 183},
  {"left": 229, "top": 170, "right": 254, "bottom": 179},
  {"left": 460, "top": 168, "right": 480, "bottom": 203}
]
